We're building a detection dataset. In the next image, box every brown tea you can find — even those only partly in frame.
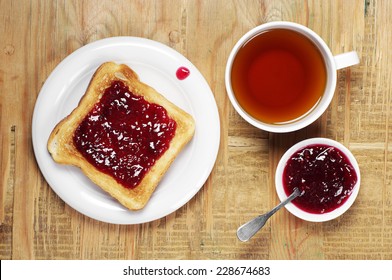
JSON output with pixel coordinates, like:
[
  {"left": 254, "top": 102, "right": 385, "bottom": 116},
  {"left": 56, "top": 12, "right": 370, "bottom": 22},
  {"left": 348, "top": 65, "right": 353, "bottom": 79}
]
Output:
[{"left": 231, "top": 28, "right": 327, "bottom": 124}]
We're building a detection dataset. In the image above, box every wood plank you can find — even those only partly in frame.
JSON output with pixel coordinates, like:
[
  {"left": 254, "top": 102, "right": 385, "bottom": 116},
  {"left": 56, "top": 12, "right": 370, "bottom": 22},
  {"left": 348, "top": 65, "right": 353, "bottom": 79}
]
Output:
[{"left": 1, "top": 0, "right": 391, "bottom": 260}]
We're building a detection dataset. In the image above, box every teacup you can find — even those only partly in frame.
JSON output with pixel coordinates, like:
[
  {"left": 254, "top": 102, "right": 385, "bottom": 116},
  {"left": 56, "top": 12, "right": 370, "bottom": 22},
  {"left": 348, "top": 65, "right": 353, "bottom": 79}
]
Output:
[{"left": 225, "top": 21, "right": 359, "bottom": 133}]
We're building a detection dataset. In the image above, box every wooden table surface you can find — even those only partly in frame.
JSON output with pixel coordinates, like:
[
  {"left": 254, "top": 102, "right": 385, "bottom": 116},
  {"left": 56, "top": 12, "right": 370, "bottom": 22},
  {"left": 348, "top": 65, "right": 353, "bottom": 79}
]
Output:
[{"left": 1, "top": 0, "right": 392, "bottom": 260}]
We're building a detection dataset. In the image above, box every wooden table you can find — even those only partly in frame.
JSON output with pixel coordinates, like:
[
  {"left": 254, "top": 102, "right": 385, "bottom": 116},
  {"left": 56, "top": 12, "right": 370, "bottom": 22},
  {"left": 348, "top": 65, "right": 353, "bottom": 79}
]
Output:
[{"left": 1, "top": 0, "right": 391, "bottom": 260}]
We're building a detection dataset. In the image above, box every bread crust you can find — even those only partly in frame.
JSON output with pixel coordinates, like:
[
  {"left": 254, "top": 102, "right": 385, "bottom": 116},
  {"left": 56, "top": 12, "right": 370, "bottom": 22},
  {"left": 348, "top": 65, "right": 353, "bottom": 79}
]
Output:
[{"left": 47, "top": 62, "right": 195, "bottom": 210}]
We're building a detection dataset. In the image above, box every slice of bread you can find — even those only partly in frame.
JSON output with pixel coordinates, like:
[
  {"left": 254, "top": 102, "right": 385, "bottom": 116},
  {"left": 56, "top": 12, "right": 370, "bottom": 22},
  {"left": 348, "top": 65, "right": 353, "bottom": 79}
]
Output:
[{"left": 47, "top": 62, "right": 195, "bottom": 210}]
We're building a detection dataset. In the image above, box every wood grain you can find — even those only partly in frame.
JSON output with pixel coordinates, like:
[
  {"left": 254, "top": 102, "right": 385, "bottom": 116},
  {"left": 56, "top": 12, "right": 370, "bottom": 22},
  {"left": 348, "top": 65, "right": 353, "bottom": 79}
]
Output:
[{"left": 1, "top": 0, "right": 392, "bottom": 260}]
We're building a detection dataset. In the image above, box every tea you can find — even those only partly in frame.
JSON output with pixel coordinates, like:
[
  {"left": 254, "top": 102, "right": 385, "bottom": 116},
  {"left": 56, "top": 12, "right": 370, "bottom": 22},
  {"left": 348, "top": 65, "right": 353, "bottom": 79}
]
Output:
[{"left": 230, "top": 28, "right": 327, "bottom": 124}]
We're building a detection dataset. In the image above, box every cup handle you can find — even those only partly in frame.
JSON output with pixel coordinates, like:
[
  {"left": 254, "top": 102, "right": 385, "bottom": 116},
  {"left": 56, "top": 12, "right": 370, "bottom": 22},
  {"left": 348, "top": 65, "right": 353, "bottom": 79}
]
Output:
[{"left": 334, "top": 51, "right": 360, "bottom": 70}]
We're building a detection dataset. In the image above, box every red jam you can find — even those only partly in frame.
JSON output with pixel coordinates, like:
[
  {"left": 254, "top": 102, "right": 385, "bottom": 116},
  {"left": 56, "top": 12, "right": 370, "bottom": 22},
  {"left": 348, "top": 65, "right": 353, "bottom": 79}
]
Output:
[
  {"left": 283, "top": 144, "right": 358, "bottom": 214},
  {"left": 73, "top": 80, "right": 177, "bottom": 189},
  {"left": 176, "top": 66, "right": 190, "bottom": 80}
]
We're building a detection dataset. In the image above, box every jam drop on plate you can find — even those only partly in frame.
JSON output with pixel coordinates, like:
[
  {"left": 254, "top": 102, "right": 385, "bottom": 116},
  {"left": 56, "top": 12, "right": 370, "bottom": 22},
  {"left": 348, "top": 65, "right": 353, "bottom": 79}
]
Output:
[
  {"left": 176, "top": 66, "right": 190, "bottom": 80},
  {"left": 282, "top": 144, "right": 358, "bottom": 214}
]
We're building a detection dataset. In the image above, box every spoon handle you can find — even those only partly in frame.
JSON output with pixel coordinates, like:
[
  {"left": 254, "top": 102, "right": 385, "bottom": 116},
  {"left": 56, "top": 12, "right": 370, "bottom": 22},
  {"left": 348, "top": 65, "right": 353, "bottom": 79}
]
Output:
[
  {"left": 237, "top": 188, "right": 300, "bottom": 242},
  {"left": 267, "top": 188, "right": 301, "bottom": 217}
]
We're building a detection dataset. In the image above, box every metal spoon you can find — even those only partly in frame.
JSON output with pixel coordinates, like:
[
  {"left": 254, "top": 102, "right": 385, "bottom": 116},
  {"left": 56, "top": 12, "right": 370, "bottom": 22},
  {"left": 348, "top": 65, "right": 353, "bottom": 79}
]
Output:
[{"left": 237, "top": 188, "right": 301, "bottom": 242}]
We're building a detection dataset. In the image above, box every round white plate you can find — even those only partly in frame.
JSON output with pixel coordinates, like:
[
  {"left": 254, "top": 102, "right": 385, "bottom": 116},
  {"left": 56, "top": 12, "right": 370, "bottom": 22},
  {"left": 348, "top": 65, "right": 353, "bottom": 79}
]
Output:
[{"left": 32, "top": 37, "right": 220, "bottom": 224}]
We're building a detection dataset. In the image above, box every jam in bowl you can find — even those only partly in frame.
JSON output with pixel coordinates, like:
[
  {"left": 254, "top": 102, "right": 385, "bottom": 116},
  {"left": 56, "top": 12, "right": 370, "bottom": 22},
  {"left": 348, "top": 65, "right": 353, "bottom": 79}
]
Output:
[{"left": 275, "top": 138, "right": 361, "bottom": 222}]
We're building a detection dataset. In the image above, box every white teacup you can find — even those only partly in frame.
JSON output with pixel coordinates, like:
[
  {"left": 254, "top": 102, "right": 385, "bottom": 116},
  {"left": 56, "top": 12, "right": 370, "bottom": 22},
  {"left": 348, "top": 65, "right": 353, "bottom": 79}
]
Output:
[{"left": 225, "top": 21, "right": 360, "bottom": 133}]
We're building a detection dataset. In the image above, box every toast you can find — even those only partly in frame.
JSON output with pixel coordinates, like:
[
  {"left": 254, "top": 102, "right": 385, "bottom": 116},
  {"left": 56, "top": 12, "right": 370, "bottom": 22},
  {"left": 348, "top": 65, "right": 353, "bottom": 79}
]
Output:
[{"left": 47, "top": 62, "right": 195, "bottom": 210}]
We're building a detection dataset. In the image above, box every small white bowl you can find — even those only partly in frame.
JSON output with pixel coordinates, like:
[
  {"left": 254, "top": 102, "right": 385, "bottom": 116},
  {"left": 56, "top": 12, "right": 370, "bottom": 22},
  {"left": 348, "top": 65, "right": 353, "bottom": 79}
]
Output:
[{"left": 275, "top": 138, "right": 361, "bottom": 222}]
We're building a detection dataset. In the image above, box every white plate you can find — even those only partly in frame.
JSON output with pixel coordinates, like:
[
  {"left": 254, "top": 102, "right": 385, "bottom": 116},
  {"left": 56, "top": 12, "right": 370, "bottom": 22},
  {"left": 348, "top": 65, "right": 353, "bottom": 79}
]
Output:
[{"left": 32, "top": 37, "right": 220, "bottom": 224}]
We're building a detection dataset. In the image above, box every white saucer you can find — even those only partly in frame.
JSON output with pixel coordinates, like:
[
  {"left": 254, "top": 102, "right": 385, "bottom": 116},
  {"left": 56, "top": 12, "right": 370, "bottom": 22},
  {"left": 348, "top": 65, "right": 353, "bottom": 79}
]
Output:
[{"left": 32, "top": 37, "right": 220, "bottom": 224}]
